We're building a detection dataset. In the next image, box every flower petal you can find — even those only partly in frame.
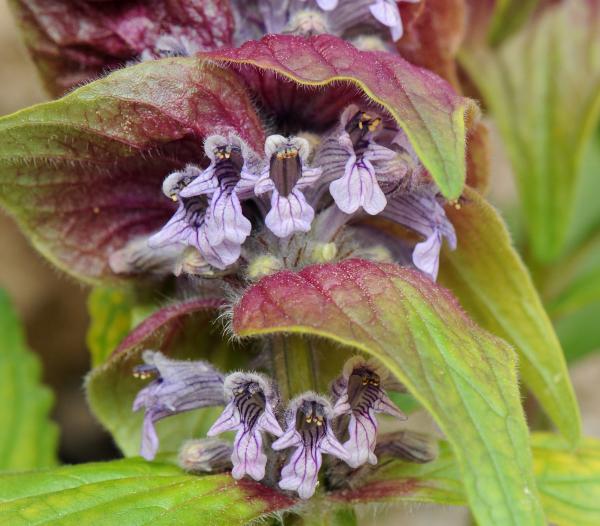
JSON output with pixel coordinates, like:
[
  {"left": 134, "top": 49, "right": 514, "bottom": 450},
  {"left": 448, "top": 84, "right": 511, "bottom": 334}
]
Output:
[
  {"left": 265, "top": 189, "right": 315, "bottom": 237},
  {"left": 412, "top": 231, "right": 442, "bottom": 281},
  {"left": 329, "top": 156, "right": 387, "bottom": 215}
]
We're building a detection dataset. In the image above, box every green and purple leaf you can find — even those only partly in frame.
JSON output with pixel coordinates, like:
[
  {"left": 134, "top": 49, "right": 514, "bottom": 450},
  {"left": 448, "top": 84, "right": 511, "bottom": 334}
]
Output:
[
  {"left": 232, "top": 259, "right": 545, "bottom": 525},
  {"left": 0, "top": 57, "right": 265, "bottom": 283},
  {"left": 9, "top": 0, "right": 235, "bottom": 96},
  {"left": 206, "top": 34, "right": 478, "bottom": 200},
  {"left": 87, "top": 286, "right": 136, "bottom": 368},
  {"left": 86, "top": 296, "right": 244, "bottom": 457}
]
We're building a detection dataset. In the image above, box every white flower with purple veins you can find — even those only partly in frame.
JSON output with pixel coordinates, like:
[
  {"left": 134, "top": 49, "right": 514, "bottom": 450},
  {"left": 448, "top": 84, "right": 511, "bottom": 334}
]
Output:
[
  {"left": 254, "top": 135, "right": 323, "bottom": 238},
  {"left": 332, "top": 358, "right": 406, "bottom": 468},
  {"left": 325, "top": 107, "right": 398, "bottom": 215},
  {"left": 369, "top": 0, "right": 420, "bottom": 41},
  {"left": 272, "top": 393, "right": 349, "bottom": 499},
  {"left": 207, "top": 372, "right": 283, "bottom": 481},
  {"left": 147, "top": 165, "right": 213, "bottom": 258},
  {"left": 179, "top": 135, "right": 258, "bottom": 268},
  {"left": 132, "top": 351, "right": 225, "bottom": 460},
  {"left": 382, "top": 186, "right": 457, "bottom": 280}
]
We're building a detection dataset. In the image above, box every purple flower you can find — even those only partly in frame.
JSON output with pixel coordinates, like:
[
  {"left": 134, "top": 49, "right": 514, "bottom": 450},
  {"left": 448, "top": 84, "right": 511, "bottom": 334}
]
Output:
[
  {"left": 254, "top": 135, "right": 323, "bottom": 238},
  {"left": 382, "top": 186, "right": 457, "bottom": 280},
  {"left": 332, "top": 357, "right": 406, "bottom": 468},
  {"left": 322, "top": 106, "right": 398, "bottom": 215},
  {"left": 151, "top": 135, "right": 258, "bottom": 269},
  {"left": 207, "top": 372, "right": 283, "bottom": 481},
  {"left": 233, "top": 0, "right": 417, "bottom": 43},
  {"left": 132, "top": 351, "right": 225, "bottom": 460},
  {"left": 369, "top": 0, "right": 420, "bottom": 41},
  {"left": 179, "top": 135, "right": 258, "bottom": 267},
  {"left": 272, "top": 393, "right": 349, "bottom": 499},
  {"left": 147, "top": 165, "right": 210, "bottom": 251}
]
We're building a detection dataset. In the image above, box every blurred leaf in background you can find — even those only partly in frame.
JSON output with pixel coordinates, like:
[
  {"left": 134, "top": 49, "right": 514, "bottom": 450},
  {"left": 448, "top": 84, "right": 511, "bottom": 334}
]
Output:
[
  {"left": 0, "top": 288, "right": 58, "bottom": 470},
  {"left": 87, "top": 287, "right": 134, "bottom": 368},
  {"left": 461, "top": 0, "right": 600, "bottom": 264}
]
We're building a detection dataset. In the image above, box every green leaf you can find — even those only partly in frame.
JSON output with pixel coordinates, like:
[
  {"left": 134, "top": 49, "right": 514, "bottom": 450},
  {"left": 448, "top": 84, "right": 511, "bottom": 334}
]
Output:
[
  {"left": 487, "top": 0, "right": 540, "bottom": 45},
  {"left": 335, "top": 433, "right": 600, "bottom": 526},
  {"left": 437, "top": 189, "right": 581, "bottom": 444},
  {"left": 87, "top": 287, "right": 135, "bottom": 367},
  {"left": 556, "top": 302, "right": 600, "bottom": 363},
  {"left": 327, "top": 441, "right": 465, "bottom": 507},
  {"left": 0, "top": 458, "right": 294, "bottom": 525},
  {"left": 0, "top": 289, "right": 58, "bottom": 471},
  {"left": 549, "top": 267, "right": 600, "bottom": 320},
  {"left": 232, "top": 259, "right": 545, "bottom": 525},
  {"left": 564, "top": 130, "right": 600, "bottom": 254},
  {"left": 461, "top": 0, "right": 600, "bottom": 263},
  {"left": 87, "top": 298, "right": 246, "bottom": 457},
  {"left": 531, "top": 433, "right": 600, "bottom": 526}
]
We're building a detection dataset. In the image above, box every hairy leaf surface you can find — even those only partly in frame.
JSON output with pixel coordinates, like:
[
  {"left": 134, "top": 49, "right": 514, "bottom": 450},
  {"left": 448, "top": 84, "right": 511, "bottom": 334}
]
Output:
[
  {"left": 207, "top": 34, "right": 478, "bottom": 199},
  {"left": 438, "top": 189, "right": 581, "bottom": 444},
  {"left": 0, "top": 58, "right": 265, "bottom": 282},
  {"left": 233, "top": 259, "right": 545, "bottom": 525},
  {"left": 0, "top": 458, "right": 294, "bottom": 525}
]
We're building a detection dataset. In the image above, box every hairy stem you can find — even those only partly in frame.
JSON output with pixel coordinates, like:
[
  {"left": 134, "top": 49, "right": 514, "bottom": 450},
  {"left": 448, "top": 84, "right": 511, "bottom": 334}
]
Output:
[{"left": 270, "top": 335, "right": 318, "bottom": 401}]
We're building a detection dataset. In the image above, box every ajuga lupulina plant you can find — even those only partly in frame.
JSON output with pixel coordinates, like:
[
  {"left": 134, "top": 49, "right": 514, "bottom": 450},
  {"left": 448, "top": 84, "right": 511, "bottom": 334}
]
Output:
[{"left": 2, "top": 0, "right": 600, "bottom": 525}]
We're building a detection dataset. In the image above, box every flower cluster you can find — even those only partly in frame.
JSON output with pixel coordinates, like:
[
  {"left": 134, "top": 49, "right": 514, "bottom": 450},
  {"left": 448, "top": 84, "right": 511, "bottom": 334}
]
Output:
[
  {"left": 133, "top": 353, "right": 413, "bottom": 499},
  {"left": 138, "top": 105, "right": 455, "bottom": 282},
  {"left": 232, "top": 0, "right": 420, "bottom": 44}
]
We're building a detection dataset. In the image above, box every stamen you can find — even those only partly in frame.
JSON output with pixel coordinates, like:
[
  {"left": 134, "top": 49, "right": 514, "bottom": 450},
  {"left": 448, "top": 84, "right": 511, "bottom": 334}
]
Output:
[
  {"left": 345, "top": 110, "right": 382, "bottom": 147},
  {"left": 132, "top": 364, "right": 158, "bottom": 380},
  {"left": 273, "top": 393, "right": 349, "bottom": 499}
]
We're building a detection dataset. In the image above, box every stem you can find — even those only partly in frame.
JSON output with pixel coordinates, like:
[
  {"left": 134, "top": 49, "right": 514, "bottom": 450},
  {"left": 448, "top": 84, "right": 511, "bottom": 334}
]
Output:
[{"left": 270, "top": 335, "right": 318, "bottom": 401}]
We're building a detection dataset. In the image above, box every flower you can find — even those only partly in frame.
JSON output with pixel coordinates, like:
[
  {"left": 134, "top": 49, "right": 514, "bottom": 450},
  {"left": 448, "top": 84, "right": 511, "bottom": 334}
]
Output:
[
  {"left": 136, "top": 99, "right": 456, "bottom": 281},
  {"left": 272, "top": 393, "right": 349, "bottom": 499},
  {"left": 147, "top": 165, "right": 209, "bottom": 254},
  {"left": 332, "top": 357, "right": 406, "bottom": 468},
  {"left": 132, "top": 351, "right": 225, "bottom": 460},
  {"left": 150, "top": 135, "right": 259, "bottom": 269},
  {"left": 254, "top": 135, "right": 323, "bottom": 237},
  {"left": 230, "top": 0, "right": 418, "bottom": 44},
  {"left": 382, "top": 185, "right": 457, "bottom": 280},
  {"left": 179, "top": 438, "right": 233, "bottom": 474},
  {"left": 369, "top": 0, "right": 420, "bottom": 41},
  {"left": 321, "top": 106, "right": 399, "bottom": 215},
  {"left": 207, "top": 372, "right": 284, "bottom": 481}
]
